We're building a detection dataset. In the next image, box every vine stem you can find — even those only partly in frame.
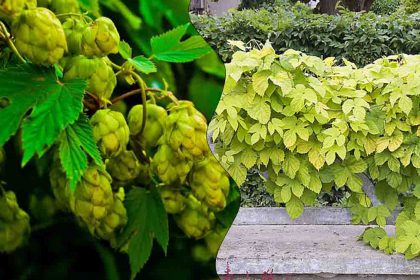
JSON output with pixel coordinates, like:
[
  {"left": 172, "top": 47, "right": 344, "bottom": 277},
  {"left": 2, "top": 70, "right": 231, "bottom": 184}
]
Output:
[
  {"left": 0, "top": 21, "right": 26, "bottom": 64},
  {"left": 110, "top": 61, "right": 122, "bottom": 70},
  {"left": 133, "top": 72, "right": 148, "bottom": 136}
]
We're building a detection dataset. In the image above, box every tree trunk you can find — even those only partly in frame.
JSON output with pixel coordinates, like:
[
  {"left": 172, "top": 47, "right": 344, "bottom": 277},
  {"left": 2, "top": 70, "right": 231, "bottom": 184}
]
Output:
[
  {"left": 317, "top": 0, "right": 375, "bottom": 14},
  {"left": 318, "top": 0, "right": 339, "bottom": 15}
]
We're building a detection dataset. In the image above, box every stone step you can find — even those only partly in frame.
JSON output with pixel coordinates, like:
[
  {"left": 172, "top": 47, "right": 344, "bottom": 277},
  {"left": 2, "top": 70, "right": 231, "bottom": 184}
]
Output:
[{"left": 216, "top": 208, "right": 420, "bottom": 279}]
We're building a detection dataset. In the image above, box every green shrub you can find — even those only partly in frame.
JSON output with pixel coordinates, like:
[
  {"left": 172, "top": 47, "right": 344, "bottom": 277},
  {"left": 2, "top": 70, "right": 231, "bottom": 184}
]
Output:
[
  {"left": 238, "top": 0, "right": 276, "bottom": 10},
  {"left": 400, "top": 0, "right": 420, "bottom": 14},
  {"left": 192, "top": 7, "right": 420, "bottom": 66},
  {"left": 371, "top": 0, "right": 401, "bottom": 15}
]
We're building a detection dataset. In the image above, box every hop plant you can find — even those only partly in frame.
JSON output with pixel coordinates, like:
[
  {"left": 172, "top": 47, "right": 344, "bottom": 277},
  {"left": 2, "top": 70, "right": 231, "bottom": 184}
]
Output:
[
  {"left": 81, "top": 17, "right": 120, "bottom": 57},
  {"left": 189, "top": 155, "right": 230, "bottom": 212},
  {"left": 158, "top": 186, "right": 186, "bottom": 214},
  {"left": 62, "top": 55, "right": 117, "bottom": 102},
  {"left": 151, "top": 144, "right": 193, "bottom": 184},
  {"left": 165, "top": 101, "right": 209, "bottom": 159},
  {"left": 91, "top": 109, "right": 130, "bottom": 158},
  {"left": 106, "top": 150, "right": 142, "bottom": 185},
  {"left": 128, "top": 103, "right": 168, "bottom": 149},
  {"left": 0, "top": 0, "right": 36, "bottom": 20},
  {"left": 174, "top": 195, "right": 215, "bottom": 239},
  {"left": 0, "top": 190, "right": 30, "bottom": 253},
  {"left": 70, "top": 166, "right": 114, "bottom": 233},
  {"left": 49, "top": 163, "right": 73, "bottom": 211},
  {"left": 12, "top": 7, "right": 68, "bottom": 65},
  {"left": 39, "top": 0, "right": 80, "bottom": 14},
  {"left": 62, "top": 17, "right": 87, "bottom": 54},
  {"left": 96, "top": 187, "right": 127, "bottom": 243}
]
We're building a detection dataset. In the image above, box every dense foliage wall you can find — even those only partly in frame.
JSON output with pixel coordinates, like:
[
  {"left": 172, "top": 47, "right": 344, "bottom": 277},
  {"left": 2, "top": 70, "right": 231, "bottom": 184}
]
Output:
[{"left": 192, "top": 7, "right": 420, "bottom": 66}]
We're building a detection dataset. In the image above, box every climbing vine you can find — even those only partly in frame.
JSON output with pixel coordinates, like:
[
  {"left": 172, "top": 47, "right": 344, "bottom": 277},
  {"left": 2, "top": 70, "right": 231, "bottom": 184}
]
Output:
[{"left": 210, "top": 41, "right": 420, "bottom": 259}]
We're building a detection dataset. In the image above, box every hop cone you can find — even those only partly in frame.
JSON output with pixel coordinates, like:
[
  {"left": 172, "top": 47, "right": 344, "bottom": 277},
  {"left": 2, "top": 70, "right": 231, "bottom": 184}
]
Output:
[
  {"left": 158, "top": 186, "right": 185, "bottom": 214},
  {"left": 49, "top": 163, "right": 73, "bottom": 211},
  {"left": 70, "top": 166, "right": 114, "bottom": 232},
  {"left": 62, "top": 55, "right": 116, "bottom": 102},
  {"left": 91, "top": 109, "right": 130, "bottom": 158},
  {"left": 189, "top": 155, "right": 230, "bottom": 212},
  {"left": 174, "top": 195, "right": 215, "bottom": 239},
  {"left": 0, "top": 190, "right": 30, "bottom": 253},
  {"left": 165, "top": 101, "right": 209, "bottom": 159},
  {"left": 62, "top": 17, "right": 86, "bottom": 54},
  {"left": 96, "top": 187, "right": 127, "bottom": 243},
  {"left": 81, "top": 17, "right": 120, "bottom": 57},
  {"left": 151, "top": 144, "right": 193, "bottom": 185},
  {"left": 106, "top": 150, "right": 142, "bottom": 184},
  {"left": 12, "top": 7, "right": 67, "bottom": 65},
  {"left": 46, "top": 0, "right": 80, "bottom": 14},
  {"left": 0, "top": 0, "right": 36, "bottom": 20},
  {"left": 128, "top": 103, "right": 168, "bottom": 149}
]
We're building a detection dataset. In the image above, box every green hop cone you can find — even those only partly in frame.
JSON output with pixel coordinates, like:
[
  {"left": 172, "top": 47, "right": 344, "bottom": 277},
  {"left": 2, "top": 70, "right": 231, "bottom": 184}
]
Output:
[
  {"left": 81, "top": 17, "right": 120, "bottom": 57},
  {"left": 0, "top": 0, "right": 36, "bottom": 21},
  {"left": 49, "top": 162, "right": 73, "bottom": 211},
  {"left": 128, "top": 103, "right": 168, "bottom": 149},
  {"left": 91, "top": 109, "right": 130, "bottom": 158},
  {"left": 62, "top": 55, "right": 116, "bottom": 103},
  {"left": 62, "top": 17, "right": 86, "bottom": 54},
  {"left": 70, "top": 166, "right": 114, "bottom": 232},
  {"left": 12, "top": 7, "right": 67, "bottom": 65},
  {"left": 151, "top": 144, "right": 193, "bottom": 184},
  {"left": 96, "top": 187, "right": 127, "bottom": 243},
  {"left": 106, "top": 150, "right": 142, "bottom": 185},
  {"left": 189, "top": 155, "right": 230, "bottom": 212},
  {"left": 158, "top": 186, "right": 186, "bottom": 214},
  {"left": 165, "top": 101, "right": 209, "bottom": 159},
  {"left": 42, "top": 0, "right": 80, "bottom": 14},
  {"left": 0, "top": 190, "right": 30, "bottom": 253},
  {"left": 174, "top": 194, "right": 215, "bottom": 239}
]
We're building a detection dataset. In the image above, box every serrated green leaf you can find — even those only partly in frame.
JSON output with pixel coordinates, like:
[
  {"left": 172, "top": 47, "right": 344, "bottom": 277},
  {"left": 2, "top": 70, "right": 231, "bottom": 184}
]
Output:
[
  {"left": 119, "top": 41, "right": 132, "bottom": 59},
  {"left": 129, "top": 56, "right": 157, "bottom": 74},
  {"left": 252, "top": 70, "right": 270, "bottom": 96},
  {"left": 118, "top": 187, "right": 169, "bottom": 280},
  {"left": 22, "top": 78, "right": 86, "bottom": 165},
  {"left": 59, "top": 114, "right": 102, "bottom": 190},
  {"left": 286, "top": 195, "right": 304, "bottom": 219},
  {"left": 151, "top": 23, "right": 211, "bottom": 63},
  {"left": 0, "top": 66, "right": 86, "bottom": 166},
  {"left": 398, "top": 95, "right": 412, "bottom": 115}
]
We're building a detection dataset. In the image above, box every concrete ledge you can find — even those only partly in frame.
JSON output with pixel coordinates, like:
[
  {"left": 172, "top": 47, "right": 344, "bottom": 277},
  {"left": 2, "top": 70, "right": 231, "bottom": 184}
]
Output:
[
  {"left": 234, "top": 207, "right": 399, "bottom": 225},
  {"left": 217, "top": 208, "right": 420, "bottom": 278}
]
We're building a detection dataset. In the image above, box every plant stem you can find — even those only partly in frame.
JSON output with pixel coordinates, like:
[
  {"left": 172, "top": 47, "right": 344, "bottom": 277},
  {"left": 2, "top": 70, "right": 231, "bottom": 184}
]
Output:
[
  {"left": 110, "top": 87, "right": 168, "bottom": 104},
  {"left": 0, "top": 22, "right": 26, "bottom": 64},
  {"left": 133, "top": 72, "right": 148, "bottom": 136},
  {"left": 111, "top": 61, "right": 122, "bottom": 70}
]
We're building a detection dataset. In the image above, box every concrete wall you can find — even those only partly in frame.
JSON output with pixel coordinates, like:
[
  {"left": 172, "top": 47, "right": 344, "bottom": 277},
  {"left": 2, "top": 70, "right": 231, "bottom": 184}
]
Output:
[{"left": 208, "top": 0, "right": 241, "bottom": 15}]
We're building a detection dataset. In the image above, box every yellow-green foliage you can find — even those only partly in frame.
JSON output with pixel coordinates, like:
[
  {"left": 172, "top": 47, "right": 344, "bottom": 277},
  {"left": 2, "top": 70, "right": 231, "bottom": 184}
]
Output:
[{"left": 210, "top": 42, "right": 420, "bottom": 258}]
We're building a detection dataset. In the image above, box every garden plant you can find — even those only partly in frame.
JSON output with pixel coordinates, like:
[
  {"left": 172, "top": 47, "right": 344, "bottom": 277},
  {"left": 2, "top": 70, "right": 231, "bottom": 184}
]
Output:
[
  {"left": 0, "top": 0, "right": 239, "bottom": 279},
  {"left": 209, "top": 40, "right": 420, "bottom": 259}
]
